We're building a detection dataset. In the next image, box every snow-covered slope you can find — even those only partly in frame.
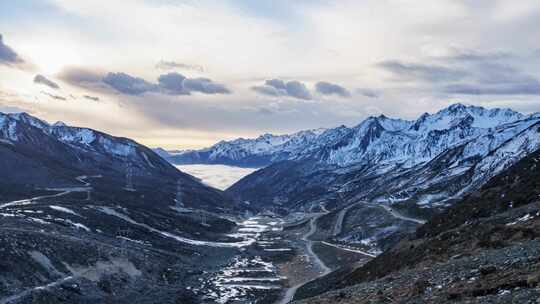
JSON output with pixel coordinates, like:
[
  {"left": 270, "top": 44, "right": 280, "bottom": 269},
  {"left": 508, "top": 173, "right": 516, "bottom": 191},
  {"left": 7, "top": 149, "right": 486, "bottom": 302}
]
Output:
[
  {"left": 0, "top": 112, "right": 238, "bottom": 213},
  {"left": 1, "top": 112, "right": 141, "bottom": 159},
  {"left": 302, "top": 103, "right": 525, "bottom": 167},
  {"left": 162, "top": 103, "right": 525, "bottom": 169},
  {"left": 226, "top": 103, "right": 540, "bottom": 211},
  {"left": 161, "top": 128, "right": 328, "bottom": 167}
]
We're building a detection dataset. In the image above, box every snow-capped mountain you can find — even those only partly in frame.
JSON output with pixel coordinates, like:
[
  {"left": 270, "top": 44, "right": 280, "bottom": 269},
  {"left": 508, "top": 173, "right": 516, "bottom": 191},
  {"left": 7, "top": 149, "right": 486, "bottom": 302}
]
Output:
[
  {"left": 297, "top": 103, "right": 525, "bottom": 167},
  {"left": 226, "top": 103, "right": 540, "bottom": 211},
  {"left": 2, "top": 112, "right": 142, "bottom": 159},
  {"left": 159, "top": 128, "right": 328, "bottom": 167},
  {"left": 0, "top": 112, "right": 237, "bottom": 212},
  {"left": 0, "top": 112, "right": 261, "bottom": 304},
  {"left": 162, "top": 103, "right": 525, "bottom": 169}
]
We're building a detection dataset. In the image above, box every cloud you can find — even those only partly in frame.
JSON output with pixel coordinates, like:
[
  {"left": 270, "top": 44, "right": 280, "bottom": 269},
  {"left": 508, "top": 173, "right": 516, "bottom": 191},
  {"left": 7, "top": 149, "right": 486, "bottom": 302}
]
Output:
[
  {"left": 34, "top": 74, "right": 60, "bottom": 90},
  {"left": 444, "top": 50, "right": 511, "bottom": 63},
  {"left": 378, "top": 60, "right": 467, "bottom": 82},
  {"left": 252, "top": 79, "right": 312, "bottom": 100},
  {"left": 252, "top": 85, "right": 281, "bottom": 96},
  {"left": 375, "top": 55, "right": 540, "bottom": 96},
  {"left": 41, "top": 91, "right": 67, "bottom": 101},
  {"left": 62, "top": 70, "right": 232, "bottom": 96},
  {"left": 183, "top": 77, "right": 231, "bottom": 94},
  {"left": 102, "top": 72, "right": 158, "bottom": 95},
  {"left": 472, "top": 63, "right": 536, "bottom": 85},
  {"left": 157, "top": 72, "right": 188, "bottom": 95},
  {"left": 157, "top": 72, "right": 230, "bottom": 95},
  {"left": 266, "top": 79, "right": 287, "bottom": 91},
  {"left": 281, "top": 81, "right": 311, "bottom": 100},
  {"left": 156, "top": 60, "right": 204, "bottom": 72},
  {"left": 83, "top": 95, "right": 100, "bottom": 101},
  {"left": 445, "top": 82, "right": 540, "bottom": 95},
  {"left": 441, "top": 60, "right": 540, "bottom": 96},
  {"left": 356, "top": 88, "right": 380, "bottom": 98},
  {"left": 57, "top": 67, "right": 105, "bottom": 87},
  {"left": 0, "top": 34, "right": 23, "bottom": 66},
  {"left": 315, "top": 81, "right": 350, "bottom": 97}
]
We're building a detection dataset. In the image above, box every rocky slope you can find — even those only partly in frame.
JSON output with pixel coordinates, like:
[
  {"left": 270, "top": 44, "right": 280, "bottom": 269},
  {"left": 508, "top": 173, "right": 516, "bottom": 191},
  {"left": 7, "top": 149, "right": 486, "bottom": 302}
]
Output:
[
  {"left": 0, "top": 112, "right": 263, "bottom": 304},
  {"left": 0, "top": 112, "right": 237, "bottom": 213},
  {"left": 228, "top": 104, "right": 540, "bottom": 211},
  {"left": 293, "top": 147, "right": 540, "bottom": 303},
  {"left": 224, "top": 103, "right": 540, "bottom": 254}
]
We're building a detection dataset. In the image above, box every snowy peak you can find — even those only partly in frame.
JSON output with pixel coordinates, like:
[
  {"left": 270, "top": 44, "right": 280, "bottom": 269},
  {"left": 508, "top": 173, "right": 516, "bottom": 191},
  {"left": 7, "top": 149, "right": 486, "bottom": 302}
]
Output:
[
  {"left": 0, "top": 112, "right": 142, "bottom": 159},
  {"left": 227, "top": 103, "right": 540, "bottom": 213},
  {"left": 374, "top": 114, "right": 412, "bottom": 132},
  {"left": 163, "top": 103, "right": 531, "bottom": 168},
  {"left": 411, "top": 103, "right": 524, "bottom": 132},
  {"left": 53, "top": 121, "right": 67, "bottom": 127},
  {"left": 9, "top": 112, "right": 50, "bottom": 130}
]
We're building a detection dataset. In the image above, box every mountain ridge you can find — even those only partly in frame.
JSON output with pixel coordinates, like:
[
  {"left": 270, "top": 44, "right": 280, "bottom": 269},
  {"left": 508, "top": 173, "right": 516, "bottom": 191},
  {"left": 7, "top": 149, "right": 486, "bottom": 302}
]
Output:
[
  {"left": 0, "top": 111, "right": 239, "bottom": 213},
  {"left": 223, "top": 103, "right": 540, "bottom": 252},
  {"left": 156, "top": 103, "right": 526, "bottom": 168},
  {"left": 293, "top": 146, "right": 540, "bottom": 303}
]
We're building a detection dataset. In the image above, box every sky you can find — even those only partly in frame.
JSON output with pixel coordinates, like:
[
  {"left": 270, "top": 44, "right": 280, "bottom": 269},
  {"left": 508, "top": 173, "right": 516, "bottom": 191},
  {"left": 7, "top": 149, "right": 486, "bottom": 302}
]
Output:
[{"left": 1, "top": 0, "right": 540, "bottom": 149}]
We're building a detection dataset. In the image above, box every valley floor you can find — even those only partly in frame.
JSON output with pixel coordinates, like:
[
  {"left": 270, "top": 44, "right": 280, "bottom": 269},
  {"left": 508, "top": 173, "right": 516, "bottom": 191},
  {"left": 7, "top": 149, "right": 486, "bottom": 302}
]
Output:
[
  {"left": 0, "top": 195, "right": 376, "bottom": 304},
  {"left": 2, "top": 179, "right": 538, "bottom": 304}
]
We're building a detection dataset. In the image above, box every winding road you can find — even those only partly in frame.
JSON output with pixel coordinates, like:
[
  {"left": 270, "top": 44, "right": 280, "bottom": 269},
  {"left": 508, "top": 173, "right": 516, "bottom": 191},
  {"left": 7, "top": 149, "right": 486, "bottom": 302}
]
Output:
[
  {"left": 333, "top": 202, "right": 364, "bottom": 236},
  {"left": 0, "top": 187, "right": 91, "bottom": 210},
  {"left": 304, "top": 215, "right": 331, "bottom": 275},
  {"left": 278, "top": 213, "right": 331, "bottom": 304},
  {"left": 0, "top": 175, "right": 99, "bottom": 210},
  {"left": 320, "top": 241, "right": 376, "bottom": 258},
  {"left": 379, "top": 203, "right": 426, "bottom": 224}
]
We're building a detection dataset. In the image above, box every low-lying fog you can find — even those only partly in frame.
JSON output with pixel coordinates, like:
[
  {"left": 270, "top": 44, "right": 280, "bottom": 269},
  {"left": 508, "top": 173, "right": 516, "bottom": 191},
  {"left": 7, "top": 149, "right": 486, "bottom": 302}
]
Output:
[{"left": 175, "top": 164, "right": 259, "bottom": 190}]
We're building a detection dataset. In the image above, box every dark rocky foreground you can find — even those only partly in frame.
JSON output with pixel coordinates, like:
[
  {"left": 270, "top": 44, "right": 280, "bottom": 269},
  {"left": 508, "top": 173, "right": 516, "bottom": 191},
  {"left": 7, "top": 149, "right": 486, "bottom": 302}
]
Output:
[
  {"left": 0, "top": 194, "right": 287, "bottom": 304},
  {"left": 0, "top": 183, "right": 237, "bottom": 303},
  {"left": 292, "top": 148, "right": 540, "bottom": 303}
]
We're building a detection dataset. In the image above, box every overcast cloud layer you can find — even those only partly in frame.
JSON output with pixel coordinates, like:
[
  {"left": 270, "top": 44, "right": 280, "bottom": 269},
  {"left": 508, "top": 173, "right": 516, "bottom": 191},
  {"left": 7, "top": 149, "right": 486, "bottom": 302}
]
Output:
[{"left": 1, "top": 0, "right": 540, "bottom": 149}]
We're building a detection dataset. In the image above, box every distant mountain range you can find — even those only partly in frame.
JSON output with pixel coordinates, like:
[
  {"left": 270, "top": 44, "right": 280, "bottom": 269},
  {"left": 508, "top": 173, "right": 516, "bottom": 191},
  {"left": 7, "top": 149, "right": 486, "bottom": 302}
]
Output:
[
  {"left": 156, "top": 128, "right": 328, "bottom": 168},
  {"left": 226, "top": 103, "right": 540, "bottom": 211},
  {"left": 157, "top": 103, "right": 526, "bottom": 169},
  {"left": 156, "top": 103, "right": 540, "bottom": 212}
]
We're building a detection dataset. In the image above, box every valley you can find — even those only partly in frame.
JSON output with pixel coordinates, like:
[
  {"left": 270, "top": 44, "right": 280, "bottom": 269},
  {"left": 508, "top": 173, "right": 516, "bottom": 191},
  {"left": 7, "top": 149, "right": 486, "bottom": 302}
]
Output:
[
  {"left": 4, "top": 1, "right": 540, "bottom": 302},
  {"left": 1, "top": 104, "right": 540, "bottom": 303},
  {"left": 174, "top": 164, "right": 259, "bottom": 190},
  {"left": 0, "top": 176, "right": 376, "bottom": 304}
]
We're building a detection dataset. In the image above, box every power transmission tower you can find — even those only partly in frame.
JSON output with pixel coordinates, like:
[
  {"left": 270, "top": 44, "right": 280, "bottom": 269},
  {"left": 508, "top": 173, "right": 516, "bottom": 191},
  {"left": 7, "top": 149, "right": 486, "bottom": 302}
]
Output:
[
  {"left": 116, "top": 228, "right": 132, "bottom": 256},
  {"left": 124, "top": 160, "right": 136, "bottom": 192},
  {"left": 201, "top": 212, "right": 207, "bottom": 226},
  {"left": 175, "top": 179, "right": 184, "bottom": 208}
]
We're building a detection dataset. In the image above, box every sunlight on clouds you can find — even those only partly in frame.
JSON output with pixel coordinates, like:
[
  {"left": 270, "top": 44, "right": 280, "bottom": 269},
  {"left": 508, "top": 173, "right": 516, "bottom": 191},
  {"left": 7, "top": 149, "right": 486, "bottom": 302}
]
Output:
[
  {"left": 10, "top": 31, "right": 84, "bottom": 75},
  {"left": 47, "top": 0, "right": 292, "bottom": 79},
  {"left": 1, "top": 0, "right": 540, "bottom": 149},
  {"left": 32, "top": 45, "right": 81, "bottom": 75}
]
